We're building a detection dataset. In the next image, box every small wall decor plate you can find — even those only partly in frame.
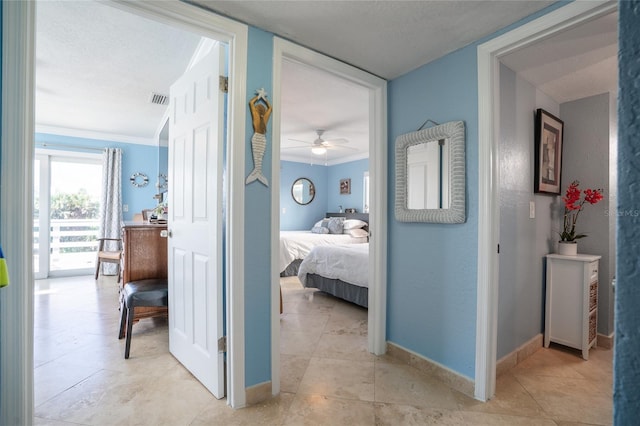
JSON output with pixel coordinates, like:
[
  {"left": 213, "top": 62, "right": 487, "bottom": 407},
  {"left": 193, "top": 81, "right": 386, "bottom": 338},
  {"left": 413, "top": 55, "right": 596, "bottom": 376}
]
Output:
[{"left": 130, "top": 172, "right": 149, "bottom": 188}]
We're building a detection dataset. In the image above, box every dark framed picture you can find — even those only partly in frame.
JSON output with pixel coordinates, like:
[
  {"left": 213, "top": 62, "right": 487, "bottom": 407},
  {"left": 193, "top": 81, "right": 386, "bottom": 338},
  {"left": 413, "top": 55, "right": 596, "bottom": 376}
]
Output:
[
  {"left": 534, "top": 108, "right": 564, "bottom": 195},
  {"left": 340, "top": 178, "right": 351, "bottom": 195}
]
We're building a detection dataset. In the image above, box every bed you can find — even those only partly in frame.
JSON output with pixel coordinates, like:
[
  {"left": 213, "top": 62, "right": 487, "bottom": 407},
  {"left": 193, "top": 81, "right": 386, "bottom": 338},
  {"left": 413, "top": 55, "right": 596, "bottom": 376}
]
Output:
[
  {"left": 279, "top": 212, "right": 369, "bottom": 276},
  {"left": 297, "top": 243, "right": 369, "bottom": 308}
]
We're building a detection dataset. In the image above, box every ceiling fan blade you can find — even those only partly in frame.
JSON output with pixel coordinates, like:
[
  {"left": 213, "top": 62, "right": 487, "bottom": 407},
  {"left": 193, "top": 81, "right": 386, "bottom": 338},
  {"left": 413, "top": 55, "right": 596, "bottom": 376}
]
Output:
[
  {"left": 287, "top": 138, "right": 313, "bottom": 145},
  {"left": 323, "top": 137, "right": 349, "bottom": 145},
  {"left": 327, "top": 144, "right": 358, "bottom": 151},
  {"left": 282, "top": 145, "right": 315, "bottom": 150}
]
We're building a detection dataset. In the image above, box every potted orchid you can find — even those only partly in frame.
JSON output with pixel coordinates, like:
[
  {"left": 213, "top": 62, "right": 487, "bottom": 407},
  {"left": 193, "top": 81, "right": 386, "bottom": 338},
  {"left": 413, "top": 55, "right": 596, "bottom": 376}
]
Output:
[{"left": 558, "top": 180, "right": 603, "bottom": 255}]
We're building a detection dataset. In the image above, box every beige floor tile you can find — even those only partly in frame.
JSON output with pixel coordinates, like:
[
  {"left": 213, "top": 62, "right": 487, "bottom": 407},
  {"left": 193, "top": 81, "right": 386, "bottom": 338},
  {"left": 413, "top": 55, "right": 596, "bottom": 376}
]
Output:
[
  {"left": 34, "top": 369, "right": 155, "bottom": 425},
  {"left": 34, "top": 417, "right": 86, "bottom": 426},
  {"left": 313, "top": 333, "right": 376, "bottom": 363},
  {"left": 280, "top": 330, "right": 323, "bottom": 357},
  {"left": 374, "top": 361, "right": 463, "bottom": 410},
  {"left": 297, "top": 357, "right": 375, "bottom": 401},
  {"left": 280, "top": 354, "right": 311, "bottom": 394},
  {"left": 284, "top": 394, "right": 375, "bottom": 426},
  {"left": 33, "top": 275, "right": 613, "bottom": 426},
  {"left": 511, "top": 345, "right": 589, "bottom": 379},
  {"left": 34, "top": 356, "right": 103, "bottom": 407},
  {"left": 565, "top": 347, "right": 614, "bottom": 388},
  {"left": 514, "top": 374, "right": 612, "bottom": 425},
  {"left": 280, "top": 312, "right": 330, "bottom": 333},
  {"left": 192, "top": 392, "right": 295, "bottom": 426},
  {"left": 323, "top": 309, "right": 368, "bottom": 336},
  {"left": 375, "top": 403, "right": 558, "bottom": 426},
  {"left": 125, "top": 373, "right": 217, "bottom": 425},
  {"left": 461, "top": 373, "right": 547, "bottom": 418}
]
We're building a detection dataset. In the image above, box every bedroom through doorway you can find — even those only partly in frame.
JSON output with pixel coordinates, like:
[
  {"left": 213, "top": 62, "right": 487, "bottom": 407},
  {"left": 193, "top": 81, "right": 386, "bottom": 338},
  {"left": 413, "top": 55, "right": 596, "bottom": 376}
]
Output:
[{"left": 277, "top": 57, "right": 374, "bottom": 392}]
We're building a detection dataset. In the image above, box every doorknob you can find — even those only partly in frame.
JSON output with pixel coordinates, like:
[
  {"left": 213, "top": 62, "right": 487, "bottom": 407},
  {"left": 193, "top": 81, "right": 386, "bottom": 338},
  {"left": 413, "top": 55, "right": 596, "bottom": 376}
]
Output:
[{"left": 160, "top": 230, "right": 170, "bottom": 238}]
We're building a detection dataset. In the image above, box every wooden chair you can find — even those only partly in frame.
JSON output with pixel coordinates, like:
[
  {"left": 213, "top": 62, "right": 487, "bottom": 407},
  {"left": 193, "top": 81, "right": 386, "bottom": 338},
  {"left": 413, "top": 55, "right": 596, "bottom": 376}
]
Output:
[
  {"left": 94, "top": 238, "right": 122, "bottom": 282},
  {"left": 141, "top": 209, "right": 154, "bottom": 221}
]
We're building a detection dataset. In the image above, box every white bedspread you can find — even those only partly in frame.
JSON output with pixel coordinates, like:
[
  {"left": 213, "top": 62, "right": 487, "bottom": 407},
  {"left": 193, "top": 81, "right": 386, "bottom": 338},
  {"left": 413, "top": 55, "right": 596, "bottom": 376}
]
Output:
[
  {"left": 298, "top": 243, "right": 369, "bottom": 288},
  {"left": 279, "top": 231, "right": 367, "bottom": 273}
]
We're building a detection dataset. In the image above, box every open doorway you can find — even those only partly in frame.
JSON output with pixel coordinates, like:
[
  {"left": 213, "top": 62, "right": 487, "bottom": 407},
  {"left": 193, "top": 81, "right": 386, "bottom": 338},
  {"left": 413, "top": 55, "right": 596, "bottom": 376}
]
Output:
[
  {"left": 270, "top": 38, "right": 387, "bottom": 395},
  {"left": 277, "top": 58, "right": 372, "bottom": 393},
  {"left": 0, "top": 1, "right": 249, "bottom": 419},
  {"left": 475, "top": 0, "right": 617, "bottom": 402}
]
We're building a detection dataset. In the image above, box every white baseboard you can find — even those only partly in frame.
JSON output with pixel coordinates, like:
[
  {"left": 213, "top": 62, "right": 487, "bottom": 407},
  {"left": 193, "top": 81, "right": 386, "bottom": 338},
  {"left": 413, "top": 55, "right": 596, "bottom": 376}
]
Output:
[{"left": 386, "top": 342, "right": 475, "bottom": 398}]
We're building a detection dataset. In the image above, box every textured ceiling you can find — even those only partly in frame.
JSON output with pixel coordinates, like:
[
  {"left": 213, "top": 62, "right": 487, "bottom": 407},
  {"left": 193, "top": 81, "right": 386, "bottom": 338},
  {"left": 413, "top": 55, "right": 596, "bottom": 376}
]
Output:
[
  {"left": 189, "top": 0, "right": 555, "bottom": 80},
  {"left": 35, "top": 1, "right": 617, "bottom": 162},
  {"left": 501, "top": 10, "right": 618, "bottom": 104},
  {"left": 280, "top": 60, "right": 369, "bottom": 164},
  {"left": 36, "top": 1, "right": 201, "bottom": 144}
]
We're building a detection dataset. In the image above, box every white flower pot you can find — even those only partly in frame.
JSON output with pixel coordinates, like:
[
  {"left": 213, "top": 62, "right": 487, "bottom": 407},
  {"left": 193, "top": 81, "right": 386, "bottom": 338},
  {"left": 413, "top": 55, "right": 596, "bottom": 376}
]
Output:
[{"left": 558, "top": 241, "right": 578, "bottom": 256}]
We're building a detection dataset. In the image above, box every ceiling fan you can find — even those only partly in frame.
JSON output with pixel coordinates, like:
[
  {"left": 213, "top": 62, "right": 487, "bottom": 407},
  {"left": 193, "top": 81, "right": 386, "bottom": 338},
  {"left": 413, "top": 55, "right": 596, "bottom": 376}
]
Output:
[{"left": 286, "top": 129, "right": 352, "bottom": 156}]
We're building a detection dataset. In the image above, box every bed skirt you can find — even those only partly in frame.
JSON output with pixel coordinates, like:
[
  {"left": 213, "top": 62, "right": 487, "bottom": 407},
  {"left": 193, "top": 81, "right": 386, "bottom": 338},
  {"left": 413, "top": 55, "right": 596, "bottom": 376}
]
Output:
[{"left": 304, "top": 274, "right": 368, "bottom": 308}]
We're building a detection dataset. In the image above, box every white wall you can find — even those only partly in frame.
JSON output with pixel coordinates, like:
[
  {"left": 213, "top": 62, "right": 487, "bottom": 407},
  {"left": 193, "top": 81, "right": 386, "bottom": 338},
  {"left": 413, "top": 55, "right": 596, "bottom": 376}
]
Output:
[{"left": 497, "top": 64, "right": 558, "bottom": 358}]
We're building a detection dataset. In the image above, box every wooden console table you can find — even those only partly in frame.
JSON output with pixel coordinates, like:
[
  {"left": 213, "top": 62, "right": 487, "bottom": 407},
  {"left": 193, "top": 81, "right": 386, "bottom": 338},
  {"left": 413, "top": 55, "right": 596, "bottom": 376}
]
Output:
[{"left": 121, "top": 222, "right": 168, "bottom": 320}]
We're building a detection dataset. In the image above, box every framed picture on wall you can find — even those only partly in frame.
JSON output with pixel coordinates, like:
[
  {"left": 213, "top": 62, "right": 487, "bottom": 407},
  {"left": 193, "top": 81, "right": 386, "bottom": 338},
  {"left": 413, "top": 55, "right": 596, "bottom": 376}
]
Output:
[
  {"left": 534, "top": 108, "right": 564, "bottom": 195},
  {"left": 340, "top": 178, "right": 351, "bottom": 195}
]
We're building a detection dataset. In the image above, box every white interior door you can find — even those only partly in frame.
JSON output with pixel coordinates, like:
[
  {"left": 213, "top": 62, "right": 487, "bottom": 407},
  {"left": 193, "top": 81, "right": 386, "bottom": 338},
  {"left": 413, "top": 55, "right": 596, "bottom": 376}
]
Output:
[{"left": 168, "top": 44, "right": 225, "bottom": 398}]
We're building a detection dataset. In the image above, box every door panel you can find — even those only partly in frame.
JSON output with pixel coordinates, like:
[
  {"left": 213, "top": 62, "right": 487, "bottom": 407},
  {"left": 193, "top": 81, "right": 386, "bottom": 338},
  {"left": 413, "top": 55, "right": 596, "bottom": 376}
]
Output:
[{"left": 168, "top": 44, "right": 225, "bottom": 398}]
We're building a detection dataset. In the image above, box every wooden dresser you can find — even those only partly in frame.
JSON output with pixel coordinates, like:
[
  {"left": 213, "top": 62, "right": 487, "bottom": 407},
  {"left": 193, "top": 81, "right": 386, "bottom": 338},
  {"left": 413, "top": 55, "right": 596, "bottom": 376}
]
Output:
[{"left": 121, "top": 222, "right": 168, "bottom": 320}]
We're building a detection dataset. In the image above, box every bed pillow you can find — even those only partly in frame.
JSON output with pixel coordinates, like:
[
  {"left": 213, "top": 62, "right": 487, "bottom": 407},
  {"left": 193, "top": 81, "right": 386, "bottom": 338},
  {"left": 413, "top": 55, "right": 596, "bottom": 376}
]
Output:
[
  {"left": 313, "top": 219, "right": 330, "bottom": 230},
  {"left": 311, "top": 226, "right": 329, "bottom": 234},
  {"left": 346, "top": 228, "right": 368, "bottom": 238},
  {"left": 343, "top": 219, "right": 368, "bottom": 230},
  {"left": 327, "top": 217, "right": 344, "bottom": 234}
]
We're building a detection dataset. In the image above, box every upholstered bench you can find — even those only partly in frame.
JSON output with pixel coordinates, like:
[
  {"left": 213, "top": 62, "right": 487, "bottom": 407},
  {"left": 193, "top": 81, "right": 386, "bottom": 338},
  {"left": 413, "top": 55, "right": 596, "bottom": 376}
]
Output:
[{"left": 118, "top": 278, "right": 168, "bottom": 359}]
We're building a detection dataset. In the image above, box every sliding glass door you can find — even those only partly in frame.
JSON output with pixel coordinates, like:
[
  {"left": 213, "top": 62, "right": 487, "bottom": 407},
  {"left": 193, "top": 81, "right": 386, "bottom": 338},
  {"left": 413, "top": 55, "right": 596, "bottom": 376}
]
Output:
[{"left": 33, "top": 151, "right": 103, "bottom": 278}]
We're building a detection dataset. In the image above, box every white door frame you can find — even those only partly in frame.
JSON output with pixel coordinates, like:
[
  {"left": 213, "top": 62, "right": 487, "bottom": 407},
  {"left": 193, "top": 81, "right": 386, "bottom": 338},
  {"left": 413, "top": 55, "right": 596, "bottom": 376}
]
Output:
[
  {"left": 0, "top": 3, "right": 248, "bottom": 422},
  {"left": 270, "top": 38, "right": 388, "bottom": 394},
  {"left": 474, "top": 0, "right": 617, "bottom": 401}
]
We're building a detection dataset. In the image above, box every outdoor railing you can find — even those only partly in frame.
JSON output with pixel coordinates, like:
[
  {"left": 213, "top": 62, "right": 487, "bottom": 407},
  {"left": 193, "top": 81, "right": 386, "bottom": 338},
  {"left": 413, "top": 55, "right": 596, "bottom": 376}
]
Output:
[{"left": 34, "top": 218, "right": 101, "bottom": 270}]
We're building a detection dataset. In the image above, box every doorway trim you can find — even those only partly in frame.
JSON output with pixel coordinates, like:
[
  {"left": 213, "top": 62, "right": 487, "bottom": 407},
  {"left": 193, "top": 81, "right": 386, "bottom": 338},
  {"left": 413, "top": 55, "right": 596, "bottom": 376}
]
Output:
[
  {"left": 270, "top": 38, "right": 388, "bottom": 394},
  {"left": 475, "top": 0, "right": 617, "bottom": 401},
  {"left": 0, "top": 2, "right": 248, "bottom": 421}
]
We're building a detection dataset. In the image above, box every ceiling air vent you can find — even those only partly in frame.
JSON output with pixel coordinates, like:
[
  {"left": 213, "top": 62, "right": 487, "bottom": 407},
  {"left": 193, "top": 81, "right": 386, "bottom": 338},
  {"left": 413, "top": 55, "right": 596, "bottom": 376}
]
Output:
[{"left": 149, "top": 92, "right": 169, "bottom": 106}]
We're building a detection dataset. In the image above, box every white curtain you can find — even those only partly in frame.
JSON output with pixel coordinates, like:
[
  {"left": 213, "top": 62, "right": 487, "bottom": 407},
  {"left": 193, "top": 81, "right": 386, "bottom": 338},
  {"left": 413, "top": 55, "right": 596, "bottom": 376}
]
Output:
[{"left": 99, "top": 148, "right": 123, "bottom": 275}]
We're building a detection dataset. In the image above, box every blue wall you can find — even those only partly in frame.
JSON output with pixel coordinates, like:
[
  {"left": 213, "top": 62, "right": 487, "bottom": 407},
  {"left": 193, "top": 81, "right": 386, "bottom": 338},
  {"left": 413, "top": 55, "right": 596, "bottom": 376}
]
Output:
[
  {"left": 35, "top": 133, "right": 160, "bottom": 221},
  {"left": 614, "top": 0, "right": 640, "bottom": 422},
  {"left": 387, "top": 45, "right": 479, "bottom": 379},
  {"left": 280, "top": 158, "right": 368, "bottom": 230},
  {"left": 280, "top": 161, "right": 328, "bottom": 230},
  {"left": 327, "top": 158, "right": 368, "bottom": 214},
  {"left": 244, "top": 27, "right": 273, "bottom": 387},
  {"left": 385, "top": 0, "right": 568, "bottom": 381}
]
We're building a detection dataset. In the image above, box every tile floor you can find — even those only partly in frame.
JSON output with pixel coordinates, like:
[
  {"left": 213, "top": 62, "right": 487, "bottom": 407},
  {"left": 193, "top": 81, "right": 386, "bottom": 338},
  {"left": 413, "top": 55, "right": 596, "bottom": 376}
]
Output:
[{"left": 33, "top": 275, "right": 612, "bottom": 425}]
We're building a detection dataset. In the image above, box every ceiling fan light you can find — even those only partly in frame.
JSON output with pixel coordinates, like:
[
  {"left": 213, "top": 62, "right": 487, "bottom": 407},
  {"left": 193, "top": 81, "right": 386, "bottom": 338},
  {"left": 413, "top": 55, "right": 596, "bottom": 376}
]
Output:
[{"left": 311, "top": 146, "right": 327, "bottom": 155}]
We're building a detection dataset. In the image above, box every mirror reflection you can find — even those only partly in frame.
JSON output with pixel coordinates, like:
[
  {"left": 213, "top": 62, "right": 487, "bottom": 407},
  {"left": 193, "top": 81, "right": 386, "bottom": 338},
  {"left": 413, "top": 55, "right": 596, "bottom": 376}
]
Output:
[
  {"left": 406, "top": 139, "right": 449, "bottom": 209},
  {"left": 395, "top": 120, "right": 465, "bottom": 224},
  {"left": 292, "top": 177, "right": 315, "bottom": 205}
]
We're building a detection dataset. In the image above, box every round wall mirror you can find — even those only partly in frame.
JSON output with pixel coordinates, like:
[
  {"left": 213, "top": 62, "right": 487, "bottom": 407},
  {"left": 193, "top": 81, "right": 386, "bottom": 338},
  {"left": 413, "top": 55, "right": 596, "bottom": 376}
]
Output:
[{"left": 291, "top": 177, "right": 315, "bottom": 205}]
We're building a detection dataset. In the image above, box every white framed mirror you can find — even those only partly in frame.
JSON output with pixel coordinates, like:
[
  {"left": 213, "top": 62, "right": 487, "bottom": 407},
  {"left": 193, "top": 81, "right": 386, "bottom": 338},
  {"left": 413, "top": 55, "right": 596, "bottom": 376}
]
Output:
[{"left": 395, "top": 120, "right": 465, "bottom": 223}]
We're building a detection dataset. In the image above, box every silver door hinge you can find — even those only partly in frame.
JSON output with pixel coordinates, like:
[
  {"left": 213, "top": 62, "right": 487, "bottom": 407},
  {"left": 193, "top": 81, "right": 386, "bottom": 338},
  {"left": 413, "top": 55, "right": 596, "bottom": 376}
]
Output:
[
  {"left": 218, "top": 336, "right": 227, "bottom": 352},
  {"left": 219, "top": 76, "right": 228, "bottom": 93}
]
